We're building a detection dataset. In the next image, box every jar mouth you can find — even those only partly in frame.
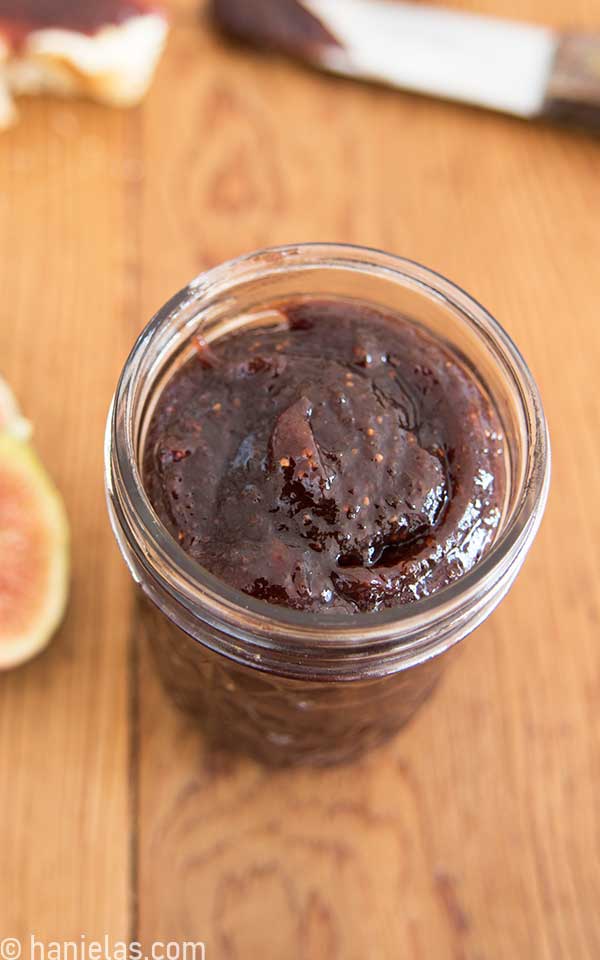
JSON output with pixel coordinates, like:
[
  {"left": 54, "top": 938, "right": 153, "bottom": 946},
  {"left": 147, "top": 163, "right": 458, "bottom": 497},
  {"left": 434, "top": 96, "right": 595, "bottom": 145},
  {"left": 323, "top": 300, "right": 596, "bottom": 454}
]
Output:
[{"left": 106, "top": 243, "right": 550, "bottom": 669}]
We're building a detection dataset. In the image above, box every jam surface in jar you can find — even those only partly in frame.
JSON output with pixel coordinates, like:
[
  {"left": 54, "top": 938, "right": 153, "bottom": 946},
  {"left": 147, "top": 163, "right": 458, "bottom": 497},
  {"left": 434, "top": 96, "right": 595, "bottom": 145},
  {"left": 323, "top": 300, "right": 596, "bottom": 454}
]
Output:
[{"left": 143, "top": 299, "right": 505, "bottom": 613}]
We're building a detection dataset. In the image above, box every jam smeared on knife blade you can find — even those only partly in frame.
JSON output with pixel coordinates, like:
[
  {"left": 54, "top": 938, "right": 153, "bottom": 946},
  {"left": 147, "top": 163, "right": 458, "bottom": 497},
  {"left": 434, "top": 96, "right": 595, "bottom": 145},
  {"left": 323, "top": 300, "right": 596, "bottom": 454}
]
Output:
[
  {"left": 0, "top": 0, "right": 157, "bottom": 48},
  {"left": 144, "top": 300, "right": 505, "bottom": 613},
  {"left": 211, "top": 0, "right": 339, "bottom": 58}
]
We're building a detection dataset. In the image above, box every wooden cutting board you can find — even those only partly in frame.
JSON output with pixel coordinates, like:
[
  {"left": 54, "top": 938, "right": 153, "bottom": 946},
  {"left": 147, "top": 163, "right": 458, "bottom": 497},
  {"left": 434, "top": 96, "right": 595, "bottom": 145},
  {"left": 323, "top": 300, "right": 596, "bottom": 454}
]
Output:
[{"left": 1, "top": 0, "right": 599, "bottom": 956}]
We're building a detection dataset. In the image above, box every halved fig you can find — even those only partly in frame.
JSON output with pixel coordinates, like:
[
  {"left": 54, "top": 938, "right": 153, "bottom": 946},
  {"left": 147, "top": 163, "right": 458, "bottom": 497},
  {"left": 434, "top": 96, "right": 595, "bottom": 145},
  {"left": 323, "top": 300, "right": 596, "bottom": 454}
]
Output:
[
  {"left": 0, "top": 375, "right": 32, "bottom": 440},
  {"left": 0, "top": 432, "right": 69, "bottom": 669}
]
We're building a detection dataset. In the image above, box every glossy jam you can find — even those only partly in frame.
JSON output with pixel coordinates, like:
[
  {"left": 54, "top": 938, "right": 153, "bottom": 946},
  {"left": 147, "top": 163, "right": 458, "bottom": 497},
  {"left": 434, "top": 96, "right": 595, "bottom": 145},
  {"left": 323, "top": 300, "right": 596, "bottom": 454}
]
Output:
[{"left": 143, "top": 299, "right": 505, "bottom": 614}]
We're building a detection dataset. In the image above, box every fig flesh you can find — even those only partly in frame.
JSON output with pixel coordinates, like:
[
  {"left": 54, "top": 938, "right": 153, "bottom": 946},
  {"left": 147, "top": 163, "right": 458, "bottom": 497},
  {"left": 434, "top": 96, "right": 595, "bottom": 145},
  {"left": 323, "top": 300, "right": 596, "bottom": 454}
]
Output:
[{"left": 0, "top": 378, "right": 68, "bottom": 669}]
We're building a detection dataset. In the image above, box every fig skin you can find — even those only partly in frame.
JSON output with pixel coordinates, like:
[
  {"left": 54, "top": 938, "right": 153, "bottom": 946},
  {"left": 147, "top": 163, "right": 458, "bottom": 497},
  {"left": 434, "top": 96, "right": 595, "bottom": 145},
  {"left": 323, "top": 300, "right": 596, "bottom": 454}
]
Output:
[{"left": 0, "top": 405, "right": 69, "bottom": 670}]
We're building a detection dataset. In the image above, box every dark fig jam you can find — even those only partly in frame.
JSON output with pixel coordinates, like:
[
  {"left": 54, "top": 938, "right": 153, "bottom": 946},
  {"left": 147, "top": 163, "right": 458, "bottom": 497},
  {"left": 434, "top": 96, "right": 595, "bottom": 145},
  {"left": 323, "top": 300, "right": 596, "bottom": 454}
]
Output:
[
  {"left": 143, "top": 299, "right": 505, "bottom": 613},
  {"left": 0, "top": 0, "right": 157, "bottom": 49}
]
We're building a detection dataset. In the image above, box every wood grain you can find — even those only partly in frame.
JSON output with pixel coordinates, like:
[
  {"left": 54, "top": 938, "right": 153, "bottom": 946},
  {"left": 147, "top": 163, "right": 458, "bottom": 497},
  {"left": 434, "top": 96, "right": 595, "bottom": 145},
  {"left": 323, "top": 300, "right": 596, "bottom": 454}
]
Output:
[
  {"left": 0, "top": 106, "right": 134, "bottom": 936},
  {"left": 1, "top": 0, "right": 600, "bottom": 957}
]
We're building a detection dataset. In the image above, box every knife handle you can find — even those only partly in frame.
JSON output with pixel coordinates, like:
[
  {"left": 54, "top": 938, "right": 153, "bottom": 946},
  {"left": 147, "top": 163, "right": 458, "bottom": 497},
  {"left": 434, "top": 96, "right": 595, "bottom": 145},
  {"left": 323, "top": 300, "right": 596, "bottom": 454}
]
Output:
[{"left": 544, "top": 33, "right": 600, "bottom": 128}]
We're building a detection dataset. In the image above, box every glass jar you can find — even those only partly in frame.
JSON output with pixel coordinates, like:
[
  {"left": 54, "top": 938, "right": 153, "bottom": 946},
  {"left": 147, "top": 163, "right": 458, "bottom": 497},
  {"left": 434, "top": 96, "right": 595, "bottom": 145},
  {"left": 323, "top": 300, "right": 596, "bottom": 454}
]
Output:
[{"left": 105, "top": 244, "right": 550, "bottom": 766}]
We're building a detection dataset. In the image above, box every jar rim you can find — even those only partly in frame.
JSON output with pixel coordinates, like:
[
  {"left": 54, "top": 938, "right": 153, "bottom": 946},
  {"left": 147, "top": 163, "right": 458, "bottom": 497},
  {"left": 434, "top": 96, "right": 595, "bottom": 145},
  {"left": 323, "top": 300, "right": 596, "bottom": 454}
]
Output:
[{"left": 106, "top": 243, "right": 550, "bottom": 674}]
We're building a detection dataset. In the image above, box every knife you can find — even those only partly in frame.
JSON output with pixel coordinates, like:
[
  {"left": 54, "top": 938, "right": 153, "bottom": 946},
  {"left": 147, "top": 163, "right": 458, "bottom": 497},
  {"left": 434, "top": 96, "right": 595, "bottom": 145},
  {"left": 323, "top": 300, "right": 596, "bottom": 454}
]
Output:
[{"left": 211, "top": 0, "right": 600, "bottom": 129}]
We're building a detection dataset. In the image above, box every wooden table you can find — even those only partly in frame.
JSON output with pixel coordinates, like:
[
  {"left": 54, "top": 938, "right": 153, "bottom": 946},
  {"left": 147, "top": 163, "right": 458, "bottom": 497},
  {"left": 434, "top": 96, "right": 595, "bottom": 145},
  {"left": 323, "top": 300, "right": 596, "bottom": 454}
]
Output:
[{"left": 1, "top": 0, "right": 599, "bottom": 956}]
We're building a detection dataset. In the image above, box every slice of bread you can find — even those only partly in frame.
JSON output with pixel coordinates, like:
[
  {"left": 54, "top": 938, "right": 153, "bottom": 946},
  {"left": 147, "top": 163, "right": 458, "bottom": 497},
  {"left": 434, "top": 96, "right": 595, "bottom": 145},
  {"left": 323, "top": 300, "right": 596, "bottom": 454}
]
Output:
[
  {"left": 0, "top": 37, "right": 17, "bottom": 127},
  {"left": 0, "top": 4, "right": 168, "bottom": 127}
]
